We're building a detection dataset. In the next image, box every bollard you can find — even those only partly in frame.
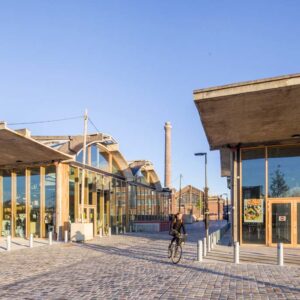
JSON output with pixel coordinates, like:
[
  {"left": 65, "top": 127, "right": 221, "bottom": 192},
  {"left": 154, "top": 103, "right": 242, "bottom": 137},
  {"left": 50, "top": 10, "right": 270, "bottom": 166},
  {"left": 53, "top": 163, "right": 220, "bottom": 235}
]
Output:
[
  {"left": 64, "top": 230, "right": 68, "bottom": 243},
  {"left": 123, "top": 226, "right": 126, "bottom": 234},
  {"left": 99, "top": 228, "right": 103, "bottom": 238},
  {"left": 234, "top": 241, "right": 239, "bottom": 264},
  {"left": 211, "top": 234, "right": 214, "bottom": 250},
  {"left": 49, "top": 231, "right": 53, "bottom": 246},
  {"left": 129, "top": 225, "right": 132, "bottom": 233},
  {"left": 197, "top": 240, "right": 203, "bottom": 262},
  {"left": 108, "top": 227, "right": 112, "bottom": 237},
  {"left": 116, "top": 226, "right": 119, "bottom": 235},
  {"left": 208, "top": 235, "right": 211, "bottom": 252},
  {"left": 29, "top": 234, "right": 33, "bottom": 248},
  {"left": 203, "top": 237, "right": 207, "bottom": 257},
  {"left": 277, "top": 243, "right": 284, "bottom": 266},
  {"left": 6, "top": 235, "right": 11, "bottom": 251}
]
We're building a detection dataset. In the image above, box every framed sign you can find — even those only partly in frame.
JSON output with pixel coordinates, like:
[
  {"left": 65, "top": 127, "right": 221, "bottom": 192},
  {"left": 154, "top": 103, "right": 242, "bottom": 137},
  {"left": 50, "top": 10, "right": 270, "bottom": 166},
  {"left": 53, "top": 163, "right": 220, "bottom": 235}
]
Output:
[
  {"left": 244, "top": 198, "right": 264, "bottom": 223},
  {"left": 278, "top": 216, "right": 286, "bottom": 222}
]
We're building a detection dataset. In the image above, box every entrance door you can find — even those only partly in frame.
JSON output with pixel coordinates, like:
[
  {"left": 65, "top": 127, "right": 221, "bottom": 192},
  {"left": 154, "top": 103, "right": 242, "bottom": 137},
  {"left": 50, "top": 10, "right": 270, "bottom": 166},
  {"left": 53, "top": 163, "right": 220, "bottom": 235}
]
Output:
[
  {"left": 271, "top": 203, "right": 292, "bottom": 244},
  {"left": 269, "top": 199, "right": 300, "bottom": 247}
]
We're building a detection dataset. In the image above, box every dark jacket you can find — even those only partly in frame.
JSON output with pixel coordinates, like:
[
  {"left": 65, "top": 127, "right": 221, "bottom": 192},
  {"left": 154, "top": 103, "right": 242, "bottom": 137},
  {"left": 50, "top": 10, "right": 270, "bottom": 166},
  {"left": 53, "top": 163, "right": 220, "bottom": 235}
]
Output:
[{"left": 170, "top": 219, "right": 186, "bottom": 235}]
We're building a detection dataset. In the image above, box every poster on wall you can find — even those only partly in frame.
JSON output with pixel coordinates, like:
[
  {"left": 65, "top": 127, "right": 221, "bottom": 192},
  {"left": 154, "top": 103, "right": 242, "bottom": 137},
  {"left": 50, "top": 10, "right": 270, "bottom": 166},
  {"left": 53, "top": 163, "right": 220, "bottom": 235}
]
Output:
[{"left": 244, "top": 199, "right": 264, "bottom": 223}]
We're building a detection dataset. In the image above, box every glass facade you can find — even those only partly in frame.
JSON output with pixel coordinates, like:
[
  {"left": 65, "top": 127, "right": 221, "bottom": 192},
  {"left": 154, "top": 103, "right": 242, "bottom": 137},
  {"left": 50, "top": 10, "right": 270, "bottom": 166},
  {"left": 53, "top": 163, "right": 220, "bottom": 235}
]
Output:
[
  {"left": 241, "top": 148, "right": 265, "bottom": 244},
  {"left": 15, "top": 170, "right": 26, "bottom": 238},
  {"left": 30, "top": 168, "right": 41, "bottom": 237},
  {"left": 45, "top": 166, "right": 56, "bottom": 236},
  {"left": 241, "top": 145, "right": 300, "bottom": 246},
  {"left": 268, "top": 146, "right": 300, "bottom": 197},
  {"left": 0, "top": 166, "right": 57, "bottom": 238},
  {"left": 2, "top": 171, "right": 12, "bottom": 236}
]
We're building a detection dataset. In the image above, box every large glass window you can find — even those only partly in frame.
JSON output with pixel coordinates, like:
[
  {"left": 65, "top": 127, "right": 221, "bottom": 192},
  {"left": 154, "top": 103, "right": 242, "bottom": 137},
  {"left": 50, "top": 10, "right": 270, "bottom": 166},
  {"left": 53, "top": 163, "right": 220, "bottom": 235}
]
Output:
[
  {"left": 30, "top": 168, "right": 41, "bottom": 237},
  {"left": 15, "top": 170, "right": 26, "bottom": 238},
  {"left": 45, "top": 166, "right": 56, "bottom": 235},
  {"left": 90, "top": 144, "right": 110, "bottom": 171},
  {"left": 268, "top": 146, "right": 300, "bottom": 197},
  {"left": 242, "top": 148, "right": 265, "bottom": 244},
  {"left": 2, "top": 171, "right": 11, "bottom": 236}
]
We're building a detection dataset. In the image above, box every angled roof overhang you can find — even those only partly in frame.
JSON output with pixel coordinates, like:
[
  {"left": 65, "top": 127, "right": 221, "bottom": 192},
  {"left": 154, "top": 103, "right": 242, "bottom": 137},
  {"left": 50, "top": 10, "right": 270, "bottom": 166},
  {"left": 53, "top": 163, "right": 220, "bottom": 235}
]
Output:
[
  {"left": 194, "top": 74, "right": 300, "bottom": 150},
  {"left": 194, "top": 74, "right": 300, "bottom": 176},
  {"left": 0, "top": 123, "right": 72, "bottom": 168}
]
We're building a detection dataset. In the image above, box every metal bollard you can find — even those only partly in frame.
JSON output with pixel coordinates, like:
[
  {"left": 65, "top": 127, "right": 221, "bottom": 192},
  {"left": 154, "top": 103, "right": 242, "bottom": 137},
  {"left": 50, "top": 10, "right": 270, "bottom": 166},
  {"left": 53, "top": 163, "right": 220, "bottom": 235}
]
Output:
[
  {"left": 277, "top": 243, "right": 284, "bottom": 266},
  {"left": 123, "top": 226, "right": 126, "bottom": 234},
  {"left": 49, "top": 231, "right": 53, "bottom": 245},
  {"left": 108, "top": 227, "right": 112, "bottom": 237},
  {"left": 203, "top": 237, "right": 207, "bottom": 257},
  {"left": 211, "top": 234, "right": 214, "bottom": 250},
  {"left": 29, "top": 234, "right": 33, "bottom": 248},
  {"left": 129, "top": 225, "right": 132, "bottom": 233},
  {"left": 208, "top": 235, "right": 211, "bottom": 252},
  {"left": 6, "top": 235, "right": 11, "bottom": 251},
  {"left": 234, "top": 241, "right": 239, "bottom": 264},
  {"left": 197, "top": 240, "right": 203, "bottom": 262},
  {"left": 99, "top": 228, "right": 103, "bottom": 238},
  {"left": 116, "top": 226, "right": 119, "bottom": 235},
  {"left": 64, "top": 230, "right": 68, "bottom": 243}
]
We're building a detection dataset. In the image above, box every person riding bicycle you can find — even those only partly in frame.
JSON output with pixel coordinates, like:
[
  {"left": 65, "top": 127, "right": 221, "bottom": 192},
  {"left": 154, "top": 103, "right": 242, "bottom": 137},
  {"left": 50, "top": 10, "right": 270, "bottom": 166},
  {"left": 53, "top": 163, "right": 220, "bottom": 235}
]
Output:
[{"left": 169, "top": 213, "right": 186, "bottom": 247}]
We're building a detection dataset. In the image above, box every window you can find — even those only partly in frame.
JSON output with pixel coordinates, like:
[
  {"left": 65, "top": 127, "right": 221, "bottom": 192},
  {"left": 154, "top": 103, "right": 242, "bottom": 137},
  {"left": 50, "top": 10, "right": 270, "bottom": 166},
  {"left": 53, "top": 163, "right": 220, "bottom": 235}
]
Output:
[{"left": 242, "top": 148, "right": 265, "bottom": 244}]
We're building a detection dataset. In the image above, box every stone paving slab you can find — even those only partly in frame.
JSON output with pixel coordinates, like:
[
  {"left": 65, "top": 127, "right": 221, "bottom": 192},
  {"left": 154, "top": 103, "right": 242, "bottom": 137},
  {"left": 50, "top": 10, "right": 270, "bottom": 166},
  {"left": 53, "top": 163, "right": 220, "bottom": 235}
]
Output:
[{"left": 0, "top": 222, "right": 299, "bottom": 299}]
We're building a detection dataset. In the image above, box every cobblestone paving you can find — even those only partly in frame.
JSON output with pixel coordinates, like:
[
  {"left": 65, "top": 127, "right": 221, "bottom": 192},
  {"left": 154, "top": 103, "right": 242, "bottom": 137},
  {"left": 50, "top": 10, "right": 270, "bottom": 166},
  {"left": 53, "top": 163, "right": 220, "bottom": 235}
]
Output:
[{"left": 0, "top": 222, "right": 299, "bottom": 299}]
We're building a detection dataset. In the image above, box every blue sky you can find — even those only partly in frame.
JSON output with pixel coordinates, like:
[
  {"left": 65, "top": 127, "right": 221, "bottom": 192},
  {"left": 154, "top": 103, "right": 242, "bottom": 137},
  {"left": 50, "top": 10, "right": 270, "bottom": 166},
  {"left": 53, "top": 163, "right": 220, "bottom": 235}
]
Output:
[{"left": 1, "top": 1, "right": 300, "bottom": 196}]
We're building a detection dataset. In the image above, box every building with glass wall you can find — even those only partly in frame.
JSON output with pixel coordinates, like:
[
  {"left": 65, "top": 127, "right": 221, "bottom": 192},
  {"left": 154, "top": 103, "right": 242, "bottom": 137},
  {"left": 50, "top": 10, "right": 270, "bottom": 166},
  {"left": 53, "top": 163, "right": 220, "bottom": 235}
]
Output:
[
  {"left": 0, "top": 123, "right": 171, "bottom": 239},
  {"left": 194, "top": 74, "right": 300, "bottom": 247}
]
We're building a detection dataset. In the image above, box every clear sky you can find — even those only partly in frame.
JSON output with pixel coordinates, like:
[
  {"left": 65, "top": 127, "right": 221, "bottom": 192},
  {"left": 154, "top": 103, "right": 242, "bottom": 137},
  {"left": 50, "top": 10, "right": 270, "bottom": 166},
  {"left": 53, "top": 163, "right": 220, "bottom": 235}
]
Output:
[{"left": 1, "top": 1, "right": 300, "bottom": 197}]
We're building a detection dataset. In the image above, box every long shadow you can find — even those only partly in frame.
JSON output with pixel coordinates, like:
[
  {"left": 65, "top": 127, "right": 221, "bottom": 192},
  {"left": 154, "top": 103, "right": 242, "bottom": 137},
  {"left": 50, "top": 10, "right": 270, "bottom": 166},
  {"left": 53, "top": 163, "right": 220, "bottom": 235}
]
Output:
[{"left": 77, "top": 242, "right": 300, "bottom": 294}]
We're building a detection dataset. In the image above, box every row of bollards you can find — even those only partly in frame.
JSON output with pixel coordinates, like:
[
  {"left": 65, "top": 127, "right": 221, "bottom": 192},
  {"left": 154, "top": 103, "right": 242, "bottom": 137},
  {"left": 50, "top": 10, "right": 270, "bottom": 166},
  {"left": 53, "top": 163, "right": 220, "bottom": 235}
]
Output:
[
  {"left": 5, "top": 230, "right": 71, "bottom": 251},
  {"left": 197, "top": 234, "right": 284, "bottom": 266}
]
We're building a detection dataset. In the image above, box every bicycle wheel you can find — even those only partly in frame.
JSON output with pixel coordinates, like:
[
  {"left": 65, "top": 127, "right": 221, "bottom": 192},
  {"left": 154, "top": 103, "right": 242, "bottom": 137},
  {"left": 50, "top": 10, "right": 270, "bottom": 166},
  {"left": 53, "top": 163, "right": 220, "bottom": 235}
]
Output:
[{"left": 171, "top": 244, "right": 182, "bottom": 264}]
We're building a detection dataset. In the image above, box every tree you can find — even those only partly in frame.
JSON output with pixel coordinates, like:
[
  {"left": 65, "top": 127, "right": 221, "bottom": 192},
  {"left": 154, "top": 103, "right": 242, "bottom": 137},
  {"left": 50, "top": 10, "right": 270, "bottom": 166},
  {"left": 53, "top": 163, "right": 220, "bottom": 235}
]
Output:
[
  {"left": 196, "top": 194, "right": 203, "bottom": 214},
  {"left": 270, "top": 166, "right": 289, "bottom": 197}
]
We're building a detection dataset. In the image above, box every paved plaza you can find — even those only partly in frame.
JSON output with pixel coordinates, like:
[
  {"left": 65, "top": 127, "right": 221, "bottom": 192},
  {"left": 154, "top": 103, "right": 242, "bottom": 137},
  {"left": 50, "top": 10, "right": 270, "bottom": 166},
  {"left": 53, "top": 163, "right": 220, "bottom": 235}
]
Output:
[{"left": 0, "top": 222, "right": 300, "bottom": 299}]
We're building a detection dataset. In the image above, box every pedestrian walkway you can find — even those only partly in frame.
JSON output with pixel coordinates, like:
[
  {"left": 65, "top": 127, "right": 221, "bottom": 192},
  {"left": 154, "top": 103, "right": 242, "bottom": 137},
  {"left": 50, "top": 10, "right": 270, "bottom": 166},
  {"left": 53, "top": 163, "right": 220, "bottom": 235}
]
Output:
[{"left": 0, "top": 222, "right": 299, "bottom": 299}]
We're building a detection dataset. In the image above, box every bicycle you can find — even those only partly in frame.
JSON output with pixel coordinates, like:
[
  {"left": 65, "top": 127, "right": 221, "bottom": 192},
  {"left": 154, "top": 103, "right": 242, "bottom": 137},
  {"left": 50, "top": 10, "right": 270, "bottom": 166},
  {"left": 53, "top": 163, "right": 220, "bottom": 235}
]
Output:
[{"left": 168, "top": 233, "right": 187, "bottom": 264}]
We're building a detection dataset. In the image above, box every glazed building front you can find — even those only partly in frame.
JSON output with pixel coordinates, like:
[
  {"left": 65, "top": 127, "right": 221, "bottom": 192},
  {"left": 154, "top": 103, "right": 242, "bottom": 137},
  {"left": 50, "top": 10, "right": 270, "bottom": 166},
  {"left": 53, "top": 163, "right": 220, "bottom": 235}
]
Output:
[
  {"left": 194, "top": 73, "right": 300, "bottom": 247},
  {"left": 0, "top": 124, "right": 171, "bottom": 239}
]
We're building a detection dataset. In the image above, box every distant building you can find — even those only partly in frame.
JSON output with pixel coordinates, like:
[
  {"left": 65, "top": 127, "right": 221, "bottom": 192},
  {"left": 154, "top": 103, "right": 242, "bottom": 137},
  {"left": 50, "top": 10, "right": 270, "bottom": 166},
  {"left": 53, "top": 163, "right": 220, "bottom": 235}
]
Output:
[
  {"left": 172, "top": 185, "right": 225, "bottom": 221},
  {"left": 0, "top": 122, "right": 171, "bottom": 239}
]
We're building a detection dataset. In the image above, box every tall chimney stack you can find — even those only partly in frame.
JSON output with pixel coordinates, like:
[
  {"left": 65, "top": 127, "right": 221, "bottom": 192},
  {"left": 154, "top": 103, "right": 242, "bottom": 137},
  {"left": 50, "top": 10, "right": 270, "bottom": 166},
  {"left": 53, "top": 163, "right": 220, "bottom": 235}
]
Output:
[{"left": 164, "top": 121, "right": 172, "bottom": 188}]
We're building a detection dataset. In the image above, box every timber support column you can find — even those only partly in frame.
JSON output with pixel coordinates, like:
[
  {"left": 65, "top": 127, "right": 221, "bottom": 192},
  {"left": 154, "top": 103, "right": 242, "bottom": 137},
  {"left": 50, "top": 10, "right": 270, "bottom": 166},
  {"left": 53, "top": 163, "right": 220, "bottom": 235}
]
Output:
[{"left": 164, "top": 122, "right": 172, "bottom": 189}]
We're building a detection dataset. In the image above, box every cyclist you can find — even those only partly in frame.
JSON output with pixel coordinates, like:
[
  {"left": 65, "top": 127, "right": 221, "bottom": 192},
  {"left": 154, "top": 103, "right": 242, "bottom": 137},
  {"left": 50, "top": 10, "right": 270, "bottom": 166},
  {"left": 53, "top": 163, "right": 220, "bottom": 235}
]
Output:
[{"left": 169, "top": 213, "right": 186, "bottom": 247}]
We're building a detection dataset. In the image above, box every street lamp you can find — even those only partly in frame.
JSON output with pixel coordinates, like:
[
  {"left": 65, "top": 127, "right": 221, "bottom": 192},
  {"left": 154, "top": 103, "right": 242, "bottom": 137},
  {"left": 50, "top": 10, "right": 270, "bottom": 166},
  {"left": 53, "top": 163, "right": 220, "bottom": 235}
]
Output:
[{"left": 194, "top": 152, "right": 209, "bottom": 243}]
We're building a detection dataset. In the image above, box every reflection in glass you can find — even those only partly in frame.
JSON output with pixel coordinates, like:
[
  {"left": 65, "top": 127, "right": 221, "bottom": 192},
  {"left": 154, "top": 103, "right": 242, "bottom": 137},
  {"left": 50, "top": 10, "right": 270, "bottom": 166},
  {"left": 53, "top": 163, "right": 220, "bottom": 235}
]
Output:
[
  {"left": 15, "top": 170, "right": 26, "bottom": 237},
  {"left": 242, "top": 148, "right": 265, "bottom": 244},
  {"left": 2, "top": 171, "right": 11, "bottom": 236},
  {"left": 268, "top": 146, "right": 300, "bottom": 197},
  {"left": 45, "top": 166, "right": 56, "bottom": 236},
  {"left": 272, "top": 203, "right": 291, "bottom": 243},
  {"left": 30, "top": 168, "right": 41, "bottom": 237}
]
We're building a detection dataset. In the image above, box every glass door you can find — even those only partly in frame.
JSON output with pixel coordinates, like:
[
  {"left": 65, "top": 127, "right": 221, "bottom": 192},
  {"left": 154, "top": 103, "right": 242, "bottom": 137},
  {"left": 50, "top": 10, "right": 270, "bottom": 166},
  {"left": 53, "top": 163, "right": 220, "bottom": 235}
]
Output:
[{"left": 271, "top": 203, "right": 292, "bottom": 244}]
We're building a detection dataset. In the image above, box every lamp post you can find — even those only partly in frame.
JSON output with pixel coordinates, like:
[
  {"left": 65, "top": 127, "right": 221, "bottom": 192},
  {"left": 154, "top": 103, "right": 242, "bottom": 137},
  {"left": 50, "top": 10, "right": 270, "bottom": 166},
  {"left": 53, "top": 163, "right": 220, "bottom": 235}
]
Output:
[{"left": 194, "top": 152, "right": 209, "bottom": 243}]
